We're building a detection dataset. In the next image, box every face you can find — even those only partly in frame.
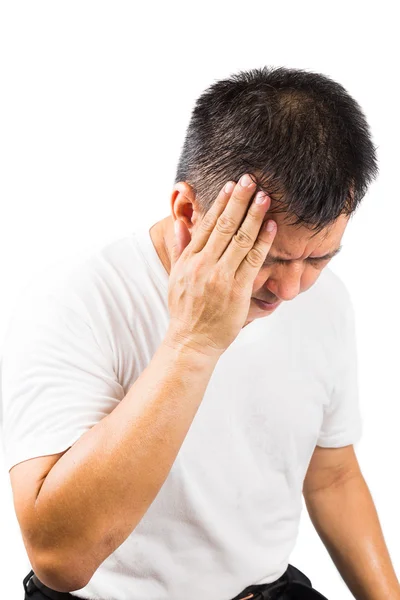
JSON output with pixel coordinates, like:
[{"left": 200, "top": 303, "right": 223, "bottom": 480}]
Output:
[
  {"left": 243, "top": 208, "right": 349, "bottom": 327},
  {"left": 166, "top": 181, "right": 349, "bottom": 328}
]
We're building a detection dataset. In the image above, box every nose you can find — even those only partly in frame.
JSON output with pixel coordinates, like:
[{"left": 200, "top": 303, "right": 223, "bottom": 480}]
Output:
[
  {"left": 266, "top": 272, "right": 302, "bottom": 302},
  {"left": 277, "top": 287, "right": 301, "bottom": 302}
]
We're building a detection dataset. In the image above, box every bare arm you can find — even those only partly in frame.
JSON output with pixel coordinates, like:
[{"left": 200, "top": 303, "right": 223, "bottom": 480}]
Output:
[
  {"left": 31, "top": 334, "right": 219, "bottom": 592},
  {"left": 19, "top": 173, "right": 276, "bottom": 592},
  {"left": 304, "top": 472, "right": 400, "bottom": 599}
]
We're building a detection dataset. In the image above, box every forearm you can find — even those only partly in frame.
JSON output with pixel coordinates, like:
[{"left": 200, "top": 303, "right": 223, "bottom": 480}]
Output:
[
  {"left": 32, "top": 332, "right": 220, "bottom": 589},
  {"left": 304, "top": 473, "right": 400, "bottom": 600}
]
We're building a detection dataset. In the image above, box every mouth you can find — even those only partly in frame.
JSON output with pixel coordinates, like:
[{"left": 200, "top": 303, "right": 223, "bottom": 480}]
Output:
[
  {"left": 255, "top": 297, "right": 277, "bottom": 304},
  {"left": 252, "top": 297, "right": 281, "bottom": 311}
]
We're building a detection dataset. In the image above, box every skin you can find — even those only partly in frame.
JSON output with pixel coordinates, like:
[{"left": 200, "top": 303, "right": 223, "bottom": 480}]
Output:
[
  {"left": 149, "top": 179, "right": 349, "bottom": 326},
  {"left": 10, "top": 172, "right": 398, "bottom": 596},
  {"left": 148, "top": 177, "right": 400, "bottom": 599}
]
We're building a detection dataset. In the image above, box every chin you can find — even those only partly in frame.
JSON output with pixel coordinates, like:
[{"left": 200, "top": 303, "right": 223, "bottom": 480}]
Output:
[{"left": 242, "top": 312, "right": 263, "bottom": 328}]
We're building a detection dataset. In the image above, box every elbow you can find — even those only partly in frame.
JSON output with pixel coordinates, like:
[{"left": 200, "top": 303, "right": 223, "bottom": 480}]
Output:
[{"left": 32, "top": 553, "right": 91, "bottom": 593}]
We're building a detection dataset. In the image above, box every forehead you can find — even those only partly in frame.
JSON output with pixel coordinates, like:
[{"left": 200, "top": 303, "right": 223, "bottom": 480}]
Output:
[{"left": 266, "top": 209, "right": 348, "bottom": 254}]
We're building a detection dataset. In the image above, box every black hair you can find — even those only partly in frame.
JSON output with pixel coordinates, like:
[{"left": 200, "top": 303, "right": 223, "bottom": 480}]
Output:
[{"left": 174, "top": 66, "right": 379, "bottom": 235}]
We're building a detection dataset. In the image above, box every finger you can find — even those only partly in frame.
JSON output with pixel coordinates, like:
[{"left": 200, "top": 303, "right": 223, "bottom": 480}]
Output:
[
  {"left": 218, "top": 190, "right": 272, "bottom": 271},
  {"left": 203, "top": 173, "right": 258, "bottom": 260},
  {"left": 170, "top": 218, "right": 191, "bottom": 268},
  {"left": 170, "top": 219, "right": 182, "bottom": 268},
  {"left": 189, "top": 180, "right": 236, "bottom": 254},
  {"left": 235, "top": 217, "right": 277, "bottom": 285}
]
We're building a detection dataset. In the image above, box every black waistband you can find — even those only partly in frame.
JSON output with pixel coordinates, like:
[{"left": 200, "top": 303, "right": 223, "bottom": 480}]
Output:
[
  {"left": 23, "top": 563, "right": 318, "bottom": 600},
  {"left": 230, "top": 567, "right": 290, "bottom": 600}
]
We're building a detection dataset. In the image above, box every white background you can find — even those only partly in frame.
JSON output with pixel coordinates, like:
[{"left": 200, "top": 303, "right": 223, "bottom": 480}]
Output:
[{"left": 0, "top": 1, "right": 399, "bottom": 598}]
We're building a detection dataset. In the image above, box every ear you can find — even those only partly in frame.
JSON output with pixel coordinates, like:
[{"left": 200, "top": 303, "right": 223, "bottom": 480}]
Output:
[{"left": 170, "top": 181, "right": 197, "bottom": 232}]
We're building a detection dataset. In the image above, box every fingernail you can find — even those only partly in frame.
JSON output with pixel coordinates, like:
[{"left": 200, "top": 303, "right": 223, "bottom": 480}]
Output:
[
  {"left": 240, "top": 174, "right": 253, "bottom": 187},
  {"left": 224, "top": 181, "right": 235, "bottom": 194},
  {"left": 255, "top": 191, "right": 267, "bottom": 204},
  {"left": 266, "top": 220, "right": 276, "bottom": 232}
]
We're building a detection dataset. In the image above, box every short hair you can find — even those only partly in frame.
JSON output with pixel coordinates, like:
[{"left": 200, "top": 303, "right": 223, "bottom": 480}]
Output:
[{"left": 174, "top": 66, "right": 379, "bottom": 235}]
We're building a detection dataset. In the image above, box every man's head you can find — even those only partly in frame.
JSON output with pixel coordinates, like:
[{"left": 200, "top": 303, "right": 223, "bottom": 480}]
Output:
[
  {"left": 154, "top": 66, "right": 378, "bottom": 325},
  {"left": 174, "top": 65, "right": 378, "bottom": 228}
]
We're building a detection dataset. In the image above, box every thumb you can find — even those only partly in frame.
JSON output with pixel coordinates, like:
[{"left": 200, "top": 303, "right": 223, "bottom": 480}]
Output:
[{"left": 170, "top": 219, "right": 191, "bottom": 269}]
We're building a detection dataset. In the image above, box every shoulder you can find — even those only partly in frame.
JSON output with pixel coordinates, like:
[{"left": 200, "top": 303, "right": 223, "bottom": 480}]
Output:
[{"left": 9, "top": 234, "right": 137, "bottom": 328}]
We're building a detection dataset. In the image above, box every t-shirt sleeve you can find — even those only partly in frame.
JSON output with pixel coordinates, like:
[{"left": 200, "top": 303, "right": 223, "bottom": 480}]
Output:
[
  {"left": 316, "top": 294, "right": 363, "bottom": 448},
  {"left": 0, "top": 285, "right": 125, "bottom": 472}
]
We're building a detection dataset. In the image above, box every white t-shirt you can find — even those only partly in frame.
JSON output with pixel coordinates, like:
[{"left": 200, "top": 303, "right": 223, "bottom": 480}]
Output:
[{"left": 0, "top": 222, "right": 363, "bottom": 600}]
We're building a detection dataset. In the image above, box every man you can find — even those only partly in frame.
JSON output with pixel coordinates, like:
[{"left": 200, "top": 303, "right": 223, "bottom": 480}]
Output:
[{"left": 2, "top": 66, "right": 399, "bottom": 600}]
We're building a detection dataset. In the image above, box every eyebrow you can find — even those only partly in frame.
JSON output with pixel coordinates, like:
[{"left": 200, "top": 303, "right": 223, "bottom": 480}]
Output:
[{"left": 263, "top": 244, "right": 343, "bottom": 265}]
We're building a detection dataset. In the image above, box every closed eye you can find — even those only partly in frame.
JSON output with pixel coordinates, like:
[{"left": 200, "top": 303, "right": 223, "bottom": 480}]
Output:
[
  {"left": 309, "top": 258, "right": 331, "bottom": 268},
  {"left": 263, "top": 257, "right": 331, "bottom": 267},
  {"left": 262, "top": 244, "right": 342, "bottom": 268}
]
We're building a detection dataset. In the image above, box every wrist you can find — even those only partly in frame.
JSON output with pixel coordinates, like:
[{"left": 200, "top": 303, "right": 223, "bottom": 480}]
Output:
[{"left": 163, "top": 326, "right": 224, "bottom": 364}]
